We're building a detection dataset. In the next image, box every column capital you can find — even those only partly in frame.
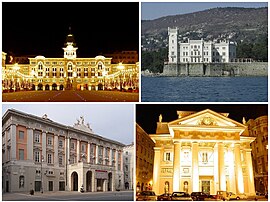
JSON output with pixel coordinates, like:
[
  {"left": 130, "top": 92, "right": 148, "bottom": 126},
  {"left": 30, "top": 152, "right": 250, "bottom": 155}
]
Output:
[
  {"left": 154, "top": 147, "right": 161, "bottom": 151},
  {"left": 173, "top": 140, "right": 181, "bottom": 144},
  {"left": 244, "top": 148, "right": 252, "bottom": 153}
]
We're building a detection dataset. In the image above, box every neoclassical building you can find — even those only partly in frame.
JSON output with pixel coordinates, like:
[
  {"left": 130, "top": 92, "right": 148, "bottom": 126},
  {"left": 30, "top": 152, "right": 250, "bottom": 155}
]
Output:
[
  {"left": 168, "top": 27, "right": 237, "bottom": 64},
  {"left": 247, "top": 115, "right": 268, "bottom": 194},
  {"left": 2, "top": 109, "right": 125, "bottom": 193},
  {"left": 123, "top": 143, "right": 134, "bottom": 190},
  {"left": 149, "top": 109, "right": 256, "bottom": 196},
  {"left": 136, "top": 123, "right": 154, "bottom": 192},
  {"left": 2, "top": 32, "right": 139, "bottom": 92}
]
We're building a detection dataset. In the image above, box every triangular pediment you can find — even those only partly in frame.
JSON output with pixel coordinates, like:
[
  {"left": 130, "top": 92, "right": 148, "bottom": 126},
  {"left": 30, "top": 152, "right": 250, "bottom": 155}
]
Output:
[{"left": 169, "top": 109, "right": 245, "bottom": 128}]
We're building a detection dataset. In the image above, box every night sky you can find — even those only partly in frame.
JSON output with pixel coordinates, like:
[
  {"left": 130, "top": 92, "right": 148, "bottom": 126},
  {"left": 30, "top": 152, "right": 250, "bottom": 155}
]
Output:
[
  {"left": 136, "top": 104, "right": 268, "bottom": 134},
  {"left": 2, "top": 2, "right": 139, "bottom": 58}
]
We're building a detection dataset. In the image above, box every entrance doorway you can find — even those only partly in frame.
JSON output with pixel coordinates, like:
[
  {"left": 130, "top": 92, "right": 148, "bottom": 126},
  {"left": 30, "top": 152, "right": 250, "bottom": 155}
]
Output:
[
  {"left": 59, "top": 181, "right": 65, "bottom": 191},
  {"left": 98, "top": 83, "right": 103, "bottom": 90},
  {"left": 6, "top": 181, "right": 9, "bottom": 192},
  {"left": 60, "top": 84, "right": 64, "bottom": 90},
  {"left": 201, "top": 181, "right": 210, "bottom": 194},
  {"left": 38, "top": 83, "right": 43, "bottom": 90},
  {"left": 71, "top": 172, "right": 78, "bottom": 191},
  {"left": 108, "top": 173, "right": 112, "bottom": 191},
  {"left": 86, "top": 171, "right": 92, "bottom": 192},
  {"left": 49, "top": 181, "right": 53, "bottom": 191},
  {"left": 35, "top": 181, "right": 41, "bottom": 191},
  {"left": 52, "top": 83, "right": 57, "bottom": 90},
  {"left": 97, "top": 179, "right": 104, "bottom": 192},
  {"left": 45, "top": 84, "right": 49, "bottom": 90}
]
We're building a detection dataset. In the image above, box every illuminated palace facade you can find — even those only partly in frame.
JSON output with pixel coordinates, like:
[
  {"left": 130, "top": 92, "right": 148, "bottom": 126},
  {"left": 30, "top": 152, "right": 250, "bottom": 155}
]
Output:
[
  {"left": 2, "top": 33, "right": 139, "bottom": 91},
  {"left": 2, "top": 109, "right": 125, "bottom": 193},
  {"left": 149, "top": 109, "right": 256, "bottom": 196}
]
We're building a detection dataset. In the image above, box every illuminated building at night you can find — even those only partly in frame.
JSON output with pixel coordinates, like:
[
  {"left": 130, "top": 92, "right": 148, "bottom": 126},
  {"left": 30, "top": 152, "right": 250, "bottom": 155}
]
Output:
[
  {"left": 148, "top": 109, "right": 256, "bottom": 196},
  {"left": 136, "top": 123, "right": 154, "bottom": 192},
  {"left": 2, "top": 109, "right": 125, "bottom": 193},
  {"left": 2, "top": 32, "right": 139, "bottom": 92},
  {"left": 247, "top": 115, "right": 268, "bottom": 194}
]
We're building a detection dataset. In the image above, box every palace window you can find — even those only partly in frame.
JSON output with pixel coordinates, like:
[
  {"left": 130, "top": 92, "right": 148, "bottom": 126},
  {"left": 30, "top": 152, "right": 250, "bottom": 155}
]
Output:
[
  {"left": 84, "top": 72, "right": 88, "bottom": 77},
  {"left": 202, "top": 152, "right": 208, "bottom": 163},
  {"left": 19, "top": 149, "right": 24, "bottom": 160},
  {"left": 68, "top": 64, "right": 72, "bottom": 71},
  {"left": 34, "top": 132, "right": 40, "bottom": 143},
  {"left": 47, "top": 153, "right": 53, "bottom": 164},
  {"left": 164, "top": 152, "right": 171, "bottom": 161},
  {"left": 38, "top": 63, "right": 43, "bottom": 70},
  {"left": 19, "top": 131, "right": 24, "bottom": 139},
  {"left": 58, "top": 139, "right": 63, "bottom": 148},
  {"left": 81, "top": 144, "right": 85, "bottom": 153},
  {"left": 59, "top": 155, "right": 63, "bottom": 166},
  {"left": 34, "top": 151, "right": 40, "bottom": 162},
  {"left": 98, "top": 64, "right": 102, "bottom": 70},
  {"left": 171, "top": 51, "right": 174, "bottom": 56},
  {"left": 71, "top": 142, "right": 75, "bottom": 150},
  {"left": 47, "top": 136, "right": 53, "bottom": 145}
]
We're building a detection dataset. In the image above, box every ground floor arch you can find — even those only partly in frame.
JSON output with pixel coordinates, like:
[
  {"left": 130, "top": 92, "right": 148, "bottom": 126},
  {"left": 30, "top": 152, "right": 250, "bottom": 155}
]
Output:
[
  {"left": 45, "top": 84, "right": 49, "bottom": 90},
  {"left": 52, "top": 83, "right": 57, "bottom": 90},
  {"left": 71, "top": 172, "right": 78, "bottom": 191},
  {"left": 86, "top": 171, "right": 92, "bottom": 192},
  {"left": 98, "top": 83, "right": 103, "bottom": 90},
  {"left": 60, "top": 84, "right": 64, "bottom": 90},
  {"left": 38, "top": 83, "right": 43, "bottom": 90},
  {"left": 108, "top": 172, "right": 112, "bottom": 191}
]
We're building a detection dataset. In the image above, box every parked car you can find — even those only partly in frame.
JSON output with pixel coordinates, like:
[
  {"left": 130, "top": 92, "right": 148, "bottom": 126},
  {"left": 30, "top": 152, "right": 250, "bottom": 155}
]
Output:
[
  {"left": 157, "top": 193, "right": 171, "bottom": 201},
  {"left": 191, "top": 192, "right": 209, "bottom": 201},
  {"left": 137, "top": 191, "right": 157, "bottom": 201},
  {"left": 171, "top": 192, "right": 193, "bottom": 201},
  {"left": 256, "top": 191, "right": 264, "bottom": 196},
  {"left": 216, "top": 191, "right": 247, "bottom": 200}
]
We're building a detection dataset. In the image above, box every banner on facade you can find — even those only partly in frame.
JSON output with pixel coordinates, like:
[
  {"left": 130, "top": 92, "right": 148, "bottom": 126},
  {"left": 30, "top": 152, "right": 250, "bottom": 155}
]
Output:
[{"left": 95, "top": 170, "right": 108, "bottom": 179}]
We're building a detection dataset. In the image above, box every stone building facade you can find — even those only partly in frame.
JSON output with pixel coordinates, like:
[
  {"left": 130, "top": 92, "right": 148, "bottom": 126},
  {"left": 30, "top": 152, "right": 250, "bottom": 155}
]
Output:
[
  {"left": 168, "top": 27, "right": 237, "bottom": 64},
  {"left": 136, "top": 123, "right": 154, "bottom": 192},
  {"left": 148, "top": 109, "right": 256, "bottom": 196},
  {"left": 247, "top": 115, "right": 268, "bottom": 194},
  {"left": 123, "top": 143, "right": 134, "bottom": 190},
  {"left": 2, "top": 33, "right": 139, "bottom": 92},
  {"left": 2, "top": 109, "right": 125, "bottom": 193}
]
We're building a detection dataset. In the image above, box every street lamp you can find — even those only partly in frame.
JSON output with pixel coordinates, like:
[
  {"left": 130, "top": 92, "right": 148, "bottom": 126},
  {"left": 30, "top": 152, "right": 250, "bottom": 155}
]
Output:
[{"left": 41, "top": 155, "right": 44, "bottom": 193}]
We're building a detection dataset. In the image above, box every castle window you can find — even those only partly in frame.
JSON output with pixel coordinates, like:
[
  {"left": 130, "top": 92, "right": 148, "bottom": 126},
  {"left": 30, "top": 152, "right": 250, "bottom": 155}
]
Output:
[{"left": 19, "top": 131, "right": 24, "bottom": 139}]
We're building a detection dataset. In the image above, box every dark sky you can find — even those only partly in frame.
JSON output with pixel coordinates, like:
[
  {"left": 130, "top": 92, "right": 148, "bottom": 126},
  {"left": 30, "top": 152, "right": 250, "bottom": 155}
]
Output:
[
  {"left": 136, "top": 104, "right": 268, "bottom": 134},
  {"left": 2, "top": 2, "right": 139, "bottom": 58}
]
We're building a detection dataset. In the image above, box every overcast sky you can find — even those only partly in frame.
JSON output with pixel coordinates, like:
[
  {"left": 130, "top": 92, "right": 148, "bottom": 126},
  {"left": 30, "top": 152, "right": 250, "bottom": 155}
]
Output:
[
  {"left": 2, "top": 104, "right": 134, "bottom": 145},
  {"left": 142, "top": 2, "right": 268, "bottom": 20}
]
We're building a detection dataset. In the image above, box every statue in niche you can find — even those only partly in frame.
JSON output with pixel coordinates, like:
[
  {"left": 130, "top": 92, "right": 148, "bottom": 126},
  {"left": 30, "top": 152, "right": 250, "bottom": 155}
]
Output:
[
  {"left": 183, "top": 181, "right": 188, "bottom": 193},
  {"left": 159, "top": 114, "right": 162, "bottom": 122}
]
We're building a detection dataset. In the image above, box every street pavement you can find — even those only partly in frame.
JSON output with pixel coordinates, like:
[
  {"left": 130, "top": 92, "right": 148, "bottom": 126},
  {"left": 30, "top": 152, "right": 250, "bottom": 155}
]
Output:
[
  {"left": 2, "top": 190, "right": 134, "bottom": 201},
  {"left": 2, "top": 90, "right": 139, "bottom": 102}
]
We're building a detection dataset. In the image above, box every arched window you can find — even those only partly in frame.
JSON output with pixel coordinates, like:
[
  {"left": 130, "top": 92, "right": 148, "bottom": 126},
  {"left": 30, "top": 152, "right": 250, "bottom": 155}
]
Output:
[
  {"left": 98, "top": 63, "right": 103, "bottom": 70},
  {"left": 19, "top": 176, "right": 24, "bottom": 188},
  {"left": 68, "top": 63, "right": 73, "bottom": 71},
  {"left": 38, "top": 63, "right": 43, "bottom": 70}
]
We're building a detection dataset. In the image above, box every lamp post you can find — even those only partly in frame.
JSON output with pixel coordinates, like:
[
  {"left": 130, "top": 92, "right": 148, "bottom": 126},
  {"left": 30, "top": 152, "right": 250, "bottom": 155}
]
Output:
[{"left": 41, "top": 155, "right": 44, "bottom": 193}]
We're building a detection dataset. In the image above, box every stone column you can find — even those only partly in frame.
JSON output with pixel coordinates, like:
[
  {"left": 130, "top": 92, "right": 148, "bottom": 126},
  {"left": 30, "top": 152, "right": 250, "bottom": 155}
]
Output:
[
  {"left": 234, "top": 143, "right": 244, "bottom": 194},
  {"left": 95, "top": 145, "right": 99, "bottom": 164},
  {"left": 27, "top": 128, "right": 34, "bottom": 161},
  {"left": 214, "top": 144, "right": 219, "bottom": 193},
  {"left": 109, "top": 148, "right": 113, "bottom": 166},
  {"left": 218, "top": 142, "right": 226, "bottom": 191},
  {"left": 10, "top": 124, "right": 17, "bottom": 160},
  {"left": 92, "top": 171, "right": 96, "bottom": 192},
  {"left": 103, "top": 147, "right": 106, "bottom": 165},
  {"left": 77, "top": 139, "right": 80, "bottom": 163},
  {"left": 66, "top": 137, "right": 70, "bottom": 164},
  {"left": 87, "top": 143, "right": 91, "bottom": 163},
  {"left": 153, "top": 147, "right": 161, "bottom": 194},
  {"left": 42, "top": 131, "right": 46, "bottom": 160},
  {"left": 244, "top": 149, "right": 256, "bottom": 196},
  {"left": 192, "top": 142, "right": 199, "bottom": 192},
  {"left": 228, "top": 146, "right": 236, "bottom": 193},
  {"left": 54, "top": 135, "right": 58, "bottom": 166},
  {"left": 173, "top": 142, "right": 181, "bottom": 192}
]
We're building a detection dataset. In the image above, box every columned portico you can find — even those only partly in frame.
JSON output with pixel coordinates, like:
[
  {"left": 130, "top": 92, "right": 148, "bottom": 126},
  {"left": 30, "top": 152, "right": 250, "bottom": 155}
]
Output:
[
  {"left": 153, "top": 147, "right": 161, "bottom": 193},
  {"left": 234, "top": 143, "right": 244, "bottom": 194},
  {"left": 173, "top": 142, "right": 181, "bottom": 192},
  {"left": 218, "top": 142, "right": 226, "bottom": 191},
  {"left": 149, "top": 109, "right": 256, "bottom": 197},
  {"left": 244, "top": 149, "right": 256, "bottom": 195},
  {"left": 192, "top": 142, "right": 199, "bottom": 192}
]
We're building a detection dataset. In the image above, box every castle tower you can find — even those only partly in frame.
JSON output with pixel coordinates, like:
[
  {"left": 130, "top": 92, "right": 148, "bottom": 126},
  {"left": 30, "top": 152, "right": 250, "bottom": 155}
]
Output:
[
  {"left": 168, "top": 27, "right": 179, "bottom": 64},
  {"left": 63, "top": 28, "right": 78, "bottom": 59}
]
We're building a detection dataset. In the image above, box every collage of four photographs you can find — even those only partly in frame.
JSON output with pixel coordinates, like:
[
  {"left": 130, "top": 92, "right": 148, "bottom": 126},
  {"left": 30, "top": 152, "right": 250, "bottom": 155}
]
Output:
[{"left": 1, "top": 1, "right": 268, "bottom": 201}]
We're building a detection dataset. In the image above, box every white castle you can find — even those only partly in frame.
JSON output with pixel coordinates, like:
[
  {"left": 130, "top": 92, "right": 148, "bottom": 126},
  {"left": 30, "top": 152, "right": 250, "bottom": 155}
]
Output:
[{"left": 168, "top": 27, "right": 237, "bottom": 64}]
